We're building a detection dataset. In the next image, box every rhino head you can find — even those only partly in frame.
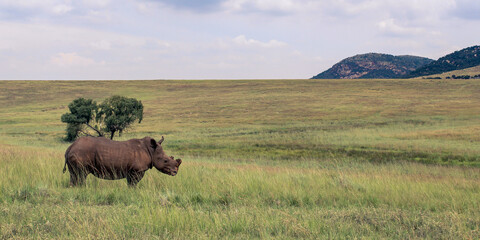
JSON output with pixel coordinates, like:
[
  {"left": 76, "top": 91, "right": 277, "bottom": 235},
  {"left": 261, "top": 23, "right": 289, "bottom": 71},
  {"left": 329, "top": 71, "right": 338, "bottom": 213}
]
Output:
[{"left": 150, "top": 136, "right": 182, "bottom": 176}]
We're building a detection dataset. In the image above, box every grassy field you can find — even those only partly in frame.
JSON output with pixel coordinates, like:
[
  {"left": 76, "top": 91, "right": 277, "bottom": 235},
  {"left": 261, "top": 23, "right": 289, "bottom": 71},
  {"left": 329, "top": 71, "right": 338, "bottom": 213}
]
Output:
[
  {"left": 0, "top": 79, "right": 479, "bottom": 239},
  {"left": 419, "top": 65, "right": 480, "bottom": 79}
]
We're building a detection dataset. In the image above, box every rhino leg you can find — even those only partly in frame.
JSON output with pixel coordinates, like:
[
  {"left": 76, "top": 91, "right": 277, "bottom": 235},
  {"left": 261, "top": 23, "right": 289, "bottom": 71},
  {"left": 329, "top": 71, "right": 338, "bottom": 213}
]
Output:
[
  {"left": 67, "top": 162, "right": 88, "bottom": 187},
  {"left": 127, "top": 171, "right": 145, "bottom": 187},
  {"left": 70, "top": 172, "right": 87, "bottom": 186}
]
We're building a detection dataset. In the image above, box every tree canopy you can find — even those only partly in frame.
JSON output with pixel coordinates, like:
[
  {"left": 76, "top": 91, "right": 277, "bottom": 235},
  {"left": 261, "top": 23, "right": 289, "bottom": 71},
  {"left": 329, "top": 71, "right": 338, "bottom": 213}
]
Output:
[
  {"left": 96, "top": 96, "right": 144, "bottom": 140},
  {"left": 61, "top": 96, "right": 143, "bottom": 141}
]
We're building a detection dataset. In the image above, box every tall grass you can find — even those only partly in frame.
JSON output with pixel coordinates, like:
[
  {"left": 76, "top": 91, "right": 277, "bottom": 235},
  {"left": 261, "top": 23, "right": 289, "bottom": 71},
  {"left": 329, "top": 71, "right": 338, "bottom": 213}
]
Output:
[
  {"left": 1, "top": 79, "right": 480, "bottom": 238},
  {"left": 0, "top": 145, "right": 479, "bottom": 239}
]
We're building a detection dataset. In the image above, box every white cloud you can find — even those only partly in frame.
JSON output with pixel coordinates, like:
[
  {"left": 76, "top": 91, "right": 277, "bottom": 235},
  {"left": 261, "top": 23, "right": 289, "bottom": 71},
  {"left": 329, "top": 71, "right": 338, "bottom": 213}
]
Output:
[
  {"left": 157, "top": 40, "right": 171, "bottom": 48},
  {"left": 90, "top": 40, "right": 111, "bottom": 50},
  {"left": 0, "top": 21, "right": 148, "bottom": 52},
  {"left": 319, "top": 0, "right": 456, "bottom": 23},
  {"left": 138, "top": 0, "right": 321, "bottom": 15},
  {"left": 223, "top": 0, "right": 301, "bottom": 14},
  {"left": 0, "top": 0, "right": 479, "bottom": 79},
  {"left": 0, "top": 0, "right": 53, "bottom": 9},
  {"left": 136, "top": 2, "right": 153, "bottom": 14},
  {"left": 52, "top": 4, "right": 73, "bottom": 15},
  {"left": 377, "top": 19, "right": 425, "bottom": 37},
  {"left": 51, "top": 52, "right": 97, "bottom": 67},
  {"left": 82, "top": 0, "right": 111, "bottom": 8},
  {"left": 232, "top": 35, "right": 287, "bottom": 48},
  {"left": 320, "top": 0, "right": 380, "bottom": 16},
  {"left": 450, "top": 0, "right": 480, "bottom": 19},
  {"left": 0, "top": 0, "right": 114, "bottom": 21}
]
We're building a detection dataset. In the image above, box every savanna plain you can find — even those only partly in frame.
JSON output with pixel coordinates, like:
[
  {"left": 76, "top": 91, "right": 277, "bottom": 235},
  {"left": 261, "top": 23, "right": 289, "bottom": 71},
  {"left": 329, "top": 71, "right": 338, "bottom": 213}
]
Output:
[{"left": 0, "top": 79, "right": 479, "bottom": 239}]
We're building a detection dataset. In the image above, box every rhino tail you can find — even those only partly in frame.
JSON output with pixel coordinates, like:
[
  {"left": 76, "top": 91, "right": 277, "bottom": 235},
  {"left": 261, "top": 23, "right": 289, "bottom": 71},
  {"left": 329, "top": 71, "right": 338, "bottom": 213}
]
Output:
[
  {"left": 63, "top": 145, "right": 72, "bottom": 174},
  {"left": 63, "top": 154, "right": 68, "bottom": 173}
]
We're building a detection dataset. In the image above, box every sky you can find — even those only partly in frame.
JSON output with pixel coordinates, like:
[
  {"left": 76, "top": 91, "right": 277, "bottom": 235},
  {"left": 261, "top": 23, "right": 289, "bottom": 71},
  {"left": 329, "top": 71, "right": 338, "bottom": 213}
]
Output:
[{"left": 0, "top": 0, "right": 479, "bottom": 80}]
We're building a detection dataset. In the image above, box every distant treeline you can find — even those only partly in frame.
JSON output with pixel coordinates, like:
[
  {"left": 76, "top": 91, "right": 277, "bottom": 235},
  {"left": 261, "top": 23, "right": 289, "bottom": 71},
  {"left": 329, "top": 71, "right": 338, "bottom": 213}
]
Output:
[{"left": 425, "top": 74, "right": 480, "bottom": 80}]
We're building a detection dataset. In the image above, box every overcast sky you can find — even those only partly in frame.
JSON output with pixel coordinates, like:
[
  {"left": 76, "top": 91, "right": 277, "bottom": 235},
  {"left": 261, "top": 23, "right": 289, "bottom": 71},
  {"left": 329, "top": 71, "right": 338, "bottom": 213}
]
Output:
[{"left": 1, "top": 0, "right": 479, "bottom": 80}]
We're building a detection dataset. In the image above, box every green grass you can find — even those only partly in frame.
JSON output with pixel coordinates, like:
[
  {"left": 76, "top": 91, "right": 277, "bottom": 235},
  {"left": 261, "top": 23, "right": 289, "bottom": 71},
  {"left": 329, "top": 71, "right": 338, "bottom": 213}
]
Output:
[{"left": 1, "top": 79, "right": 480, "bottom": 239}]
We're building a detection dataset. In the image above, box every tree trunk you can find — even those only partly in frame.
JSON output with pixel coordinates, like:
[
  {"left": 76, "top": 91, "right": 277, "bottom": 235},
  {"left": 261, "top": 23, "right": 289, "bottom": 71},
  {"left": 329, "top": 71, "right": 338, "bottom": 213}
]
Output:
[
  {"left": 86, "top": 123, "right": 104, "bottom": 137},
  {"left": 110, "top": 130, "right": 115, "bottom": 140}
]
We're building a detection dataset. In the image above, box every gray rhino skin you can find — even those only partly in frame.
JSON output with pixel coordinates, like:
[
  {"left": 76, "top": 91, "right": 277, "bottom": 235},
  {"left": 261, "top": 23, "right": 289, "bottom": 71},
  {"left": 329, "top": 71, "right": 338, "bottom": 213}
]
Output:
[{"left": 63, "top": 136, "right": 181, "bottom": 187}]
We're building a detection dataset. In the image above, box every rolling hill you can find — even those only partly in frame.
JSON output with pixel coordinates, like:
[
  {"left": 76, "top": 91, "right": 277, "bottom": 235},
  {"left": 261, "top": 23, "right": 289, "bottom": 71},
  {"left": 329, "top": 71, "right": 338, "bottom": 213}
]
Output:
[
  {"left": 312, "top": 53, "right": 433, "bottom": 79},
  {"left": 407, "top": 45, "right": 480, "bottom": 78}
]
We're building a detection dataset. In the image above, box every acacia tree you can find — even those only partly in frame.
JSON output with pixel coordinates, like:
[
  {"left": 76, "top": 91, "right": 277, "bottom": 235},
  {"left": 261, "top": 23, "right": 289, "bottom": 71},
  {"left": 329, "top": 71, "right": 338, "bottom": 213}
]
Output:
[
  {"left": 61, "top": 98, "right": 103, "bottom": 141},
  {"left": 61, "top": 96, "right": 143, "bottom": 141},
  {"left": 96, "top": 96, "right": 143, "bottom": 140}
]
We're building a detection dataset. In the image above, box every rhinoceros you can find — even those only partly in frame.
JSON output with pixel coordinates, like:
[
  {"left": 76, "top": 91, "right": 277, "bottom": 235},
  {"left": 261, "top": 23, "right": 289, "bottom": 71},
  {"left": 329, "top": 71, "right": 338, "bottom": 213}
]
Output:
[{"left": 63, "top": 136, "right": 181, "bottom": 187}]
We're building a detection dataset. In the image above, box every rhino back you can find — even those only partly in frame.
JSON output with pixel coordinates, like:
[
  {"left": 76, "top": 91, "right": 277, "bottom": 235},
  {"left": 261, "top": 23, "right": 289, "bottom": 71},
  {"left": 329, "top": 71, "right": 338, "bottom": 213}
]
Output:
[{"left": 68, "top": 137, "right": 152, "bottom": 171}]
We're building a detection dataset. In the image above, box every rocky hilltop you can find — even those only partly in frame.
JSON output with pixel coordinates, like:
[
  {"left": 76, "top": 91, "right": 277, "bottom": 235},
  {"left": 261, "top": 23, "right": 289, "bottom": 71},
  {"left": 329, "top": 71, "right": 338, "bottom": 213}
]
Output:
[
  {"left": 406, "top": 45, "right": 480, "bottom": 78},
  {"left": 312, "top": 53, "right": 433, "bottom": 79}
]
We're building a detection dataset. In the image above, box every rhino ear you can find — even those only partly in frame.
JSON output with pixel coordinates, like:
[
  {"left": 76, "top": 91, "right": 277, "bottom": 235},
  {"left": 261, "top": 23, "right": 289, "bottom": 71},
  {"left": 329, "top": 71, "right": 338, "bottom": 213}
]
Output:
[
  {"left": 176, "top": 159, "right": 182, "bottom": 166},
  {"left": 158, "top": 136, "right": 164, "bottom": 145},
  {"left": 150, "top": 138, "right": 157, "bottom": 149}
]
